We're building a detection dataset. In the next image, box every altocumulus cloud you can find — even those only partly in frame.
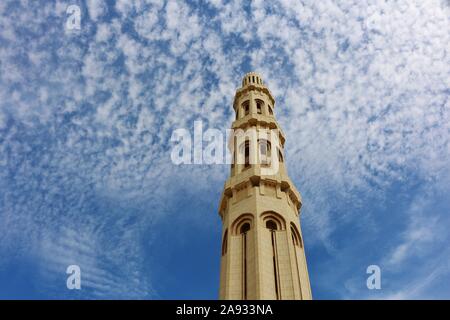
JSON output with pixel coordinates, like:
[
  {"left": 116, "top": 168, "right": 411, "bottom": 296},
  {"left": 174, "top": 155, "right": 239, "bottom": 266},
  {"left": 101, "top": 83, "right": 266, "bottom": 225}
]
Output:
[{"left": 0, "top": 0, "right": 449, "bottom": 299}]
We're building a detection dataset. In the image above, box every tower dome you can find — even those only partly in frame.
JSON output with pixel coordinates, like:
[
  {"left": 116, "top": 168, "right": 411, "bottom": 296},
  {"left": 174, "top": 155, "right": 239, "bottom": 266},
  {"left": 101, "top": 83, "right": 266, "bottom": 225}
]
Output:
[{"left": 242, "top": 72, "right": 264, "bottom": 87}]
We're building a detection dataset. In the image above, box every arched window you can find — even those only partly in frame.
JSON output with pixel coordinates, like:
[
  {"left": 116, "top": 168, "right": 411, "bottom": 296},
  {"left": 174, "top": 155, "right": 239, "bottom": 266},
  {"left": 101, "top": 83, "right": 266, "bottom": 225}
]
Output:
[
  {"left": 261, "top": 211, "right": 286, "bottom": 230},
  {"left": 261, "top": 212, "right": 285, "bottom": 300},
  {"left": 232, "top": 215, "right": 253, "bottom": 300},
  {"left": 278, "top": 149, "right": 284, "bottom": 163},
  {"left": 290, "top": 223, "right": 303, "bottom": 248},
  {"left": 240, "top": 222, "right": 250, "bottom": 234},
  {"left": 266, "top": 218, "right": 280, "bottom": 299},
  {"left": 244, "top": 141, "right": 250, "bottom": 168},
  {"left": 268, "top": 105, "right": 273, "bottom": 115},
  {"left": 290, "top": 223, "right": 303, "bottom": 296},
  {"left": 256, "top": 99, "right": 263, "bottom": 114},
  {"left": 232, "top": 214, "right": 253, "bottom": 235},
  {"left": 291, "top": 232, "right": 299, "bottom": 247},
  {"left": 222, "top": 230, "right": 228, "bottom": 256},
  {"left": 266, "top": 220, "right": 278, "bottom": 231},
  {"left": 259, "top": 140, "right": 271, "bottom": 166},
  {"left": 242, "top": 222, "right": 250, "bottom": 299},
  {"left": 242, "top": 101, "right": 250, "bottom": 116}
]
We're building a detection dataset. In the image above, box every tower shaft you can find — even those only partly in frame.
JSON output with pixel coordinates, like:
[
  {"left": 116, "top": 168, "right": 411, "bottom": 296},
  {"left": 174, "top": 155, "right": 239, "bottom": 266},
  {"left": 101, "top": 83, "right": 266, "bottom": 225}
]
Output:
[{"left": 218, "top": 72, "right": 312, "bottom": 300}]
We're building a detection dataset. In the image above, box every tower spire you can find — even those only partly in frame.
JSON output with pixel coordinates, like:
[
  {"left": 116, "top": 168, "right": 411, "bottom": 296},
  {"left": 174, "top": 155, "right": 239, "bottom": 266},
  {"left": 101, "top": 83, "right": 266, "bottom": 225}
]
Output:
[{"left": 218, "top": 73, "right": 312, "bottom": 300}]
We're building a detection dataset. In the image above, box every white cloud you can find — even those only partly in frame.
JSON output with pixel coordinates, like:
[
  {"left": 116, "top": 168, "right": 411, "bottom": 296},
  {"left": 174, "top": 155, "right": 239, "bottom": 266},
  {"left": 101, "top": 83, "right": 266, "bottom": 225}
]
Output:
[
  {"left": 386, "top": 193, "right": 447, "bottom": 267},
  {"left": 245, "top": 0, "right": 450, "bottom": 241},
  {"left": 86, "top": 0, "right": 107, "bottom": 21},
  {"left": 383, "top": 262, "right": 450, "bottom": 299}
]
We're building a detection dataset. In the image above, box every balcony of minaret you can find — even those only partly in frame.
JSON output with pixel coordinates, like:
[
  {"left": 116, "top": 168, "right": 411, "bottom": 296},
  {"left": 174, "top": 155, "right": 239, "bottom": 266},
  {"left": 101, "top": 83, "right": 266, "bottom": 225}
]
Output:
[
  {"left": 232, "top": 75, "right": 286, "bottom": 146},
  {"left": 218, "top": 175, "right": 302, "bottom": 220}
]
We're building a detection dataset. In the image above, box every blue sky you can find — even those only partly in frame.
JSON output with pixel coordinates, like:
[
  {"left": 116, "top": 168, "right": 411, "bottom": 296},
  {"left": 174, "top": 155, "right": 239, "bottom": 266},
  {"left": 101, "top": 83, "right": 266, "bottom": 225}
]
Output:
[{"left": 0, "top": 0, "right": 449, "bottom": 299}]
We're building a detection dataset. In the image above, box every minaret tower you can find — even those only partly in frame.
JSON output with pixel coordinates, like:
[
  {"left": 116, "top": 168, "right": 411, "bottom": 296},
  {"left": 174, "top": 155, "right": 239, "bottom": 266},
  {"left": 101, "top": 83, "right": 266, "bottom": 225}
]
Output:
[{"left": 218, "top": 72, "right": 312, "bottom": 300}]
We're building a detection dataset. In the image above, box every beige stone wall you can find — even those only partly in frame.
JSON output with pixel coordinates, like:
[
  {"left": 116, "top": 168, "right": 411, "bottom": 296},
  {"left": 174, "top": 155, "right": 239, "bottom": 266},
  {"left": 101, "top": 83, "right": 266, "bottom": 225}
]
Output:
[
  {"left": 227, "top": 236, "right": 242, "bottom": 299},
  {"left": 218, "top": 72, "right": 311, "bottom": 300}
]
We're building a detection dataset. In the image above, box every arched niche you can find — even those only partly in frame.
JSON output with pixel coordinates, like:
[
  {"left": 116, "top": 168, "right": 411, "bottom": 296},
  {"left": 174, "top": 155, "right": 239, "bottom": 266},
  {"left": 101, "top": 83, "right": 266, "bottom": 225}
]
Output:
[
  {"left": 261, "top": 211, "right": 286, "bottom": 231},
  {"left": 231, "top": 213, "right": 254, "bottom": 235}
]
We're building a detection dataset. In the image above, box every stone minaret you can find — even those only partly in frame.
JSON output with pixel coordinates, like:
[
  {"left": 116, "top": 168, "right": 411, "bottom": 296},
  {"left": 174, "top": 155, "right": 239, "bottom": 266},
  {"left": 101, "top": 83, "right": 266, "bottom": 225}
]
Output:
[{"left": 218, "top": 72, "right": 312, "bottom": 300}]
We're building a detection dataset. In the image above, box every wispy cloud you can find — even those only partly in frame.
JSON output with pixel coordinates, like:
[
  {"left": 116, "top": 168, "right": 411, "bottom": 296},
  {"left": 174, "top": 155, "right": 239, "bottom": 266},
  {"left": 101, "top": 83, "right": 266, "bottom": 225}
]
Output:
[{"left": 0, "top": 0, "right": 448, "bottom": 298}]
